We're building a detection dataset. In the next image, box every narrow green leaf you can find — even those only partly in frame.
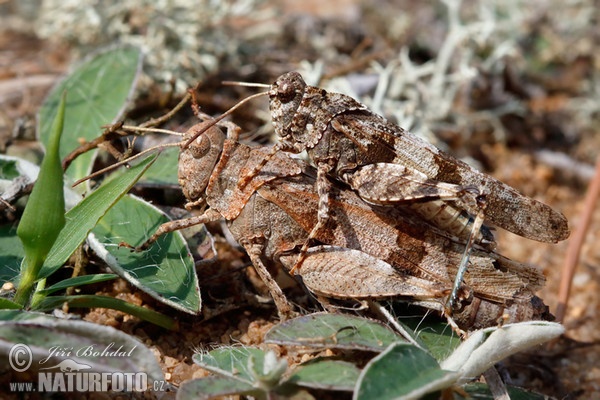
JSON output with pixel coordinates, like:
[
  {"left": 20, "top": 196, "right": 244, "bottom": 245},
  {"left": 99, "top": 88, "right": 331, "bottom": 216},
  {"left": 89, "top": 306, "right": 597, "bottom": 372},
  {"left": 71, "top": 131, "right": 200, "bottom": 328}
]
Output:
[
  {"left": 17, "top": 92, "right": 66, "bottom": 261},
  {"left": 14, "top": 92, "right": 66, "bottom": 306},
  {"left": 0, "top": 310, "right": 165, "bottom": 382},
  {"left": 354, "top": 343, "right": 458, "bottom": 400},
  {"left": 39, "top": 155, "right": 157, "bottom": 279},
  {"left": 38, "top": 47, "right": 142, "bottom": 182},
  {"left": 178, "top": 376, "right": 258, "bottom": 400},
  {"left": 32, "top": 295, "right": 176, "bottom": 330},
  {"left": 0, "top": 299, "right": 21, "bottom": 310},
  {"left": 38, "top": 274, "right": 118, "bottom": 295},
  {"left": 87, "top": 195, "right": 200, "bottom": 314},
  {"left": 288, "top": 359, "right": 360, "bottom": 391},
  {"left": 264, "top": 312, "right": 403, "bottom": 352}
]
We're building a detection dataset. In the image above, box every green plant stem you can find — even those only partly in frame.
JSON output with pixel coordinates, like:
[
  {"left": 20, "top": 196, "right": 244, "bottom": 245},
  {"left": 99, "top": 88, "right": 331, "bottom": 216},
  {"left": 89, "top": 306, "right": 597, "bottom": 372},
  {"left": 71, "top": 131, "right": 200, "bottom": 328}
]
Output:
[
  {"left": 13, "top": 255, "right": 41, "bottom": 306},
  {"left": 29, "top": 279, "right": 47, "bottom": 310}
]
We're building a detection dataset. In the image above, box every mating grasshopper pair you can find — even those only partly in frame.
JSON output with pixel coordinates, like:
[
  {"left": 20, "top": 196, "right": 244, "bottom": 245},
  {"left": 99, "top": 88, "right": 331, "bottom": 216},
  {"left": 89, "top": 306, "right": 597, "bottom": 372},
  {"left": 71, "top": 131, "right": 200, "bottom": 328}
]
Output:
[
  {"left": 185, "top": 71, "right": 569, "bottom": 313},
  {"left": 104, "top": 105, "right": 549, "bottom": 332}
]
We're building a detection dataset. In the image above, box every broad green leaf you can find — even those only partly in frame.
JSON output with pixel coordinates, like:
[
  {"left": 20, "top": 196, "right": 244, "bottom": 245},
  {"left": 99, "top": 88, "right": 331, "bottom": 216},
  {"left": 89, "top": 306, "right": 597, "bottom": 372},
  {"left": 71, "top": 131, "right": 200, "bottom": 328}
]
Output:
[
  {"left": 38, "top": 47, "right": 142, "bottom": 183},
  {"left": 265, "top": 312, "right": 402, "bottom": 352},
  {"left": 138, "top": 146, "right": 180, "bottom": 185},
  {"left": 39, "top": 155, "right": 156, "bottom": 279},
  {"left": 14, "top": 92, "right": 66, "bottom": 306},
  {"left": 87, "top": 194, "right": 200, "bottom": 314},
  {"left": 411, "top": 319, "right": 461, "bottom": 361},
  {"left": 0, "top": 159, "right": 19, "bottom": 180},
  {"left": 32, "top": 295, "right": 175, "bottom": 330},
  {"left": 38, "top": 274, "right": 118, "bottom": 295},
  {"left": 177, "top": 376, "right": 258, "bottom": 400},
  {"left": 193, "top": 347, "right": 268, "bottom": 384},
  {"left": 0, "top": 310, "right": 164, "bottom": 382},
  {"left": 0, "top": 224, "right": 23, "bottom": 285},
  {"left": 0, "top": 154, "right": 84, "bottom": 211},
  {"left": 288, "top": 359, "right": 360, "bottom": 391},
  {"left": 0, "top": 155, "right": 39, "bottom": 183},
  {"left": 354, "top": 343, "right": 458, "bottom": 400}
]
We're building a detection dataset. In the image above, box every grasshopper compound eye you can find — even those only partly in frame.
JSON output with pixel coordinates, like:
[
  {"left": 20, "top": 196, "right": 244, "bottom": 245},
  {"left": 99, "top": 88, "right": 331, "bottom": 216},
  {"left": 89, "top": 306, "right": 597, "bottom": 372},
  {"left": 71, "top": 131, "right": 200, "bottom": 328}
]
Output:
[{"left": 273, "top": 71, "right": 306, "bottom": 104}]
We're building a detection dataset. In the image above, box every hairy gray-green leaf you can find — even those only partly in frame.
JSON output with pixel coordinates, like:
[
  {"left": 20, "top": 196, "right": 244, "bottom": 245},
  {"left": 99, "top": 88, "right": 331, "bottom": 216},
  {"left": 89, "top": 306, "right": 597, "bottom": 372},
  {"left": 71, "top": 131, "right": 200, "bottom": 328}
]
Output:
[
  {"left": 0, "top": 310, "right": 164, "bottom": 382},
  {"left": 87, "top": 194, "right": 200, "bottom": 314},
  {"left": 441, "top": 321, "right": 564, "bottom": 384},
  {"left": 138, "top": 146, "right": 180, "bottom": 185},
  {"left": 193, "top": 347, "right": 269, "bottom": 384},
  {"left": 288, "top": 359, "right": 360, "bottom": 391},
  {"left": 38, "top": 47, "right": 142, "bottom": 183},
  {"left": 354, "top": 342, "right": 458, "bottom": 400},
  {"left": 177, "top": 376, "right": 258, "bottom": 400},
  {"left": 0, "top": 224, "right": 23, "bottom": 286},
  {"left": 265, "top": 312, "right": 402, "bottom": 352}
]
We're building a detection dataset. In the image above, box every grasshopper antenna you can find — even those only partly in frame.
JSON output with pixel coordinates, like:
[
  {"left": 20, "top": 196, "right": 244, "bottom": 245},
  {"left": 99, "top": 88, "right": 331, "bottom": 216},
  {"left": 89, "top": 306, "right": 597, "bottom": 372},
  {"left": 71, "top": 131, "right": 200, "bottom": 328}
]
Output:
[
  {"left": 181, "top": 78, "right": 270, "bottom": 148},
  {"left": 182, "top": 90, "right": 269, "bottom": 149},
  {"left": 72, "top": 126, "right": 183, "bottom": 187}
]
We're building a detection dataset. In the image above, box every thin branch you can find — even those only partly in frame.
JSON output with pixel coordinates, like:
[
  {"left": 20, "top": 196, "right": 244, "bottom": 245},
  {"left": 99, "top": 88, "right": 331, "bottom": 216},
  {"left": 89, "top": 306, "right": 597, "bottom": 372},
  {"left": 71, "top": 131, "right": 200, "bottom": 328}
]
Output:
[{"left": 556, "top": 155, "right": 600, "bottom": 323}]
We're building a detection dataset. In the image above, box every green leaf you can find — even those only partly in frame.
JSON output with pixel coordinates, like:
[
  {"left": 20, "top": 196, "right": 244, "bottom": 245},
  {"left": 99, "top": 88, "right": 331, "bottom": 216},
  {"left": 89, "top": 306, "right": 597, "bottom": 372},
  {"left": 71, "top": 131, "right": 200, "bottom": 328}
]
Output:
[
  {"left": 0, "top": 155, "right": 39, "bottom": 184},
  {"left": 193, "top": 347, "right": 269, "bottom": 384},
  {"left": 87, "top": 194, "right": 200, "bottom": 314},
  {"left": 177, "top": 376, "right": 258, "bottom": 400},
  {"left": 17, "top": 92, "right": 66, "bottom": 262},
  {"left": 14, "top": 92, "right": 66, "bottom": 306},
  {"left": 39, "top": 155, "right": 157, "bottom": 279},
  {"left": 265, "top": 312, "right": 403, "bottom": 352},
  {"left": 31, "top": 295, "right": 176, "bottom": 330},
  {"left": 0, "top": 159, "right": 19, "bottom": 180},
  {"left": 288, "top": 359, "right": 360, "bottom": 391},
  {"left": 38, "top": 47, "right": 142, "bottom": 183},
  {"left": 0, "top": 299, "right": 21, "bottom": 310},
  {"left": 0, "top": 310, "right": 165, "bottom": 382},
  {"left": 411, "top": 319, "right": 461, "bottom": 361},
  {"left": 138, "top": 146, "right": 180, "bottom": 185},
  {"left": 440, "top": 322, "right": 564, "bottom": 384},
  {"left": 38, "top": 274, "right": 118, "bottom": 295},
  {"left": 354, "top": 343, "right": 458, "bottom": 400},
  {"left": 0, "top": 224, "right": 23, "bottom": 285}
]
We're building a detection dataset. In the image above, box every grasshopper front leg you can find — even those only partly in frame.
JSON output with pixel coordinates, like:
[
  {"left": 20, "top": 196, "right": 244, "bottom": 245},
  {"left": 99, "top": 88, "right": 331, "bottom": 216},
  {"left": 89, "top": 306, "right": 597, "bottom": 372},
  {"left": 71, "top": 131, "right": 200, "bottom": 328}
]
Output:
[{"left": 120, "top": 208, "right": 222, "bottom": 252}]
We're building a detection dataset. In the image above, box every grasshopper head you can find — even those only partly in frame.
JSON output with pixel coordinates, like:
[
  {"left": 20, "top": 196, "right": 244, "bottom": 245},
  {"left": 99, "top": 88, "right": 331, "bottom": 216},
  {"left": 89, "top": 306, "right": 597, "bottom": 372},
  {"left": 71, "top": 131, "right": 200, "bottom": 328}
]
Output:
[
  {"left": 269, "top": 71, "right": 307, "bottom": 151},
  {"left": 178, "top": 121, "right": 225, "bottom": 203}
]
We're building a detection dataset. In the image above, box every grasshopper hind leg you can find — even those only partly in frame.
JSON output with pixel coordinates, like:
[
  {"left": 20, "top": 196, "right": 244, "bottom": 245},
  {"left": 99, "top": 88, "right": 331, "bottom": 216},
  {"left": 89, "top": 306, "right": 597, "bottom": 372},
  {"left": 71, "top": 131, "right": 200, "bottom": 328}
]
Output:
[{"left": 446, "top": 195, "right": 488, "bottom": 314}]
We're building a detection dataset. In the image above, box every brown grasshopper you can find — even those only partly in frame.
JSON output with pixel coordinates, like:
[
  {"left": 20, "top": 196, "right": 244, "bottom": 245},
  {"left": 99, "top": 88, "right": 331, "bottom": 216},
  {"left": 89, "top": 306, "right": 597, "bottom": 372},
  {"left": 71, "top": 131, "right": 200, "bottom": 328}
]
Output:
[
  {"left": 184, "top": 72, "right": 568, "bottom": 311},
  {"left": 112, "top": 113, "right": 549, "bottom": 331},
  {"left": 186, "top": 72, "right": 568, "bottom": 244}
]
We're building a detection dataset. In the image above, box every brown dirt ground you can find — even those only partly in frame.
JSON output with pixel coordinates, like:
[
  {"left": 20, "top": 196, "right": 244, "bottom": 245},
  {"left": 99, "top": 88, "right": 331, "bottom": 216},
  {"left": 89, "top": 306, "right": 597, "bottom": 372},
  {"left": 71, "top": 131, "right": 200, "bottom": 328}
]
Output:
[{"left": 1, "top": 1, "right": 599, "bottom": 399}]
